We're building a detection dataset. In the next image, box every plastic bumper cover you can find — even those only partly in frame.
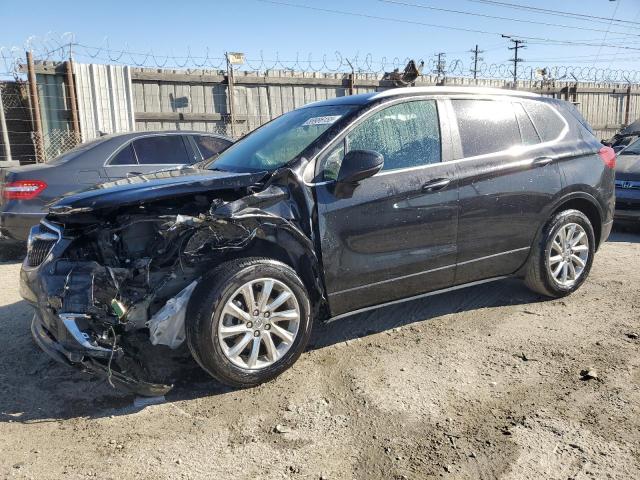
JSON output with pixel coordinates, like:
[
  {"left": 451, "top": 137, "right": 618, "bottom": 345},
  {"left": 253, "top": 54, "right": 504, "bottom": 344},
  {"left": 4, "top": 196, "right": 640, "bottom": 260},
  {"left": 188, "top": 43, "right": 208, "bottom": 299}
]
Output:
[{"left": 30, "top": 312, "right": 172, "bottom": 396}]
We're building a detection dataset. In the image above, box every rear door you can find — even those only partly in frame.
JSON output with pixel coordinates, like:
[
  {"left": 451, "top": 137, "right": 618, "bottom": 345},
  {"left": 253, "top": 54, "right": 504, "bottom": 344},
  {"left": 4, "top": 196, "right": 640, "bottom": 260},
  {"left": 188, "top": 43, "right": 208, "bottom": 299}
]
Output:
[
  {"left": 104, "top": 134, "right": 194, "bottom": 180},
  {"left": 449, "top": 97, "right": 564, "bottom": 284},
  {"left": 315, "top": 98, "right": 459, "bottom": 315}
]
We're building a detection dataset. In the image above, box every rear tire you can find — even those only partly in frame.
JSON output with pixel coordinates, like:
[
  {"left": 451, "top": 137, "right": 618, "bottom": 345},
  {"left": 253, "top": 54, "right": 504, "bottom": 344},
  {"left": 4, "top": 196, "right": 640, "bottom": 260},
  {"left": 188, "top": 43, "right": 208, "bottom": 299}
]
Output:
[
  {"left": 185, "top": 257, "right": 312, "bottom": 388},
  {"left": 524, "top": 209, "right": 595, "bottom": 298}
]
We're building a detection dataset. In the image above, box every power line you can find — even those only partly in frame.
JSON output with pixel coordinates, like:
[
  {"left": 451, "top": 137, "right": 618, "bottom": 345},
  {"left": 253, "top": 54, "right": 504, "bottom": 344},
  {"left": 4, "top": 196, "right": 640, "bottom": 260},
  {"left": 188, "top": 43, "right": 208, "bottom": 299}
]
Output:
[
  {"left": 523, "top": 57, "right": 640, "bottom": 64},
  {"left": 459, "top": 0, "right": 640, "bottom": 28},
  {"left": 594, "top": 0, "right": 621, "bottom": 63},
  {"left": 607, "top": 5, "right": 640, "bottom": 69},
  {"left": 254, "top": 0, "right": 640, "bottom": 52},
  {"left": 524, "top": 52, "right": 640, "bottom": 61},
  {"left": 379, "top": 0, "right": 640, "bottom": 37}
]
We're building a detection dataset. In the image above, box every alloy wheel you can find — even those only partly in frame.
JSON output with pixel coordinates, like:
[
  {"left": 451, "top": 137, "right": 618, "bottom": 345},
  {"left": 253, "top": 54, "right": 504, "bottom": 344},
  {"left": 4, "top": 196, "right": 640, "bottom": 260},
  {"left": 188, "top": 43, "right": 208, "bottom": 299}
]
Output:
[
  {"left": 547, "top": 222, "right": 589, "bottom": 288},
  {"left": 217, "top": 278, "right": 300, "bottom": 370}
]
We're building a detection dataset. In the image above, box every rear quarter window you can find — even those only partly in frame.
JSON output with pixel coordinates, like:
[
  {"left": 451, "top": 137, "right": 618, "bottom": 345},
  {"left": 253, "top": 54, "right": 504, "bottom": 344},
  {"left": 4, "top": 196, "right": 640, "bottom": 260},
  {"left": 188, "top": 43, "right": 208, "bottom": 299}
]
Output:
[
  {"left": 451, "top": 99, "right": 521, "bottom": 157},
  {"left": 560, "top": 101, "right": 595, "bottom": 136},
  {"left": 110, "top": 144, "right": 137, "bottom": 166},
  {"left": 523, "top": 101, "right": 567, "bottom": 142}
]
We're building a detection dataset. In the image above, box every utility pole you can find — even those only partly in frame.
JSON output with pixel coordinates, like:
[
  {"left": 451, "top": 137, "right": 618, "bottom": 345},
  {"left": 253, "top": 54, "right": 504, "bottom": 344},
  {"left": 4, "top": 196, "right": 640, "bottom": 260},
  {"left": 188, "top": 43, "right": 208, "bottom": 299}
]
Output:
[
  {"left": 469, "top": 44, "right": 484, "bottom": 81},
  {"left": 225, "top": 52, "right": 237, "bottom": 139},
  {"left": 433, "top": 52, "right": 446, "bottom": 85},
  {"left": 502, "top": 35, "right": 526, "bottom": 87},
  {"left": 0, "top": 84, "right": 12, "bottom": 163},
  {"left": 26, "top": 50, "right": 44, "bottom": 162}
]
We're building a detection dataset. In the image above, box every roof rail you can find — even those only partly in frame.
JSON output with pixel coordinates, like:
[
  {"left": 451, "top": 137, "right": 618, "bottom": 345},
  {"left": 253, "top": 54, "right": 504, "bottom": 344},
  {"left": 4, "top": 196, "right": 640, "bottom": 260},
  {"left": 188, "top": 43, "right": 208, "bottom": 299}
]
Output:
[{"left": 372, "top": 86, "right": 540, "bottom": 100}]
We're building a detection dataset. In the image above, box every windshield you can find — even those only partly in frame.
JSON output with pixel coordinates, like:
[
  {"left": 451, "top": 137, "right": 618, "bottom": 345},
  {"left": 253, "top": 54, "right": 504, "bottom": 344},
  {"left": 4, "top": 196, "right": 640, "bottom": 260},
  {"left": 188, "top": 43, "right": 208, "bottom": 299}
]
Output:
[
  {"left": 621, "top": 137, "right": 640, "bottom": 155},
  {"left": 211, "top": 104, "right": 356, "bottom": 172}
]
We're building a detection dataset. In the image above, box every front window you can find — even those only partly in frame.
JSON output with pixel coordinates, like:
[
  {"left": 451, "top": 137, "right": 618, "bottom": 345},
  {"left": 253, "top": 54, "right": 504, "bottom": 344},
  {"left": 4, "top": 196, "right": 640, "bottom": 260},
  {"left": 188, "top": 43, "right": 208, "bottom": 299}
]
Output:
[
  {"left": 133, "top": 136, "right": 190, "bottom": 165},
  {"left": 211, "top": 105, "right": 356, "bottom": 173},
  {"left": 621, "top": 138, "right": 640, "bottom": 155},
  {"left": 321, "top": 99, "right": 441, "bottom": 180},
  {"left": 193, "top": 135, "right": 231, "bottom": 160}
]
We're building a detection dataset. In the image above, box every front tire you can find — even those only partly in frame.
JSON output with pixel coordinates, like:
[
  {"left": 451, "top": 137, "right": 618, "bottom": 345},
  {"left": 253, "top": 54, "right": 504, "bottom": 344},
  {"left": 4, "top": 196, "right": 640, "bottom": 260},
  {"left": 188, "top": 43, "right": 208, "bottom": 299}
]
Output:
[
  {"left": 186, "top": 257, "right": 312, "bottom": 388},
  {"left": 524, "top": 209, "right": 596, "bottom": 298}
]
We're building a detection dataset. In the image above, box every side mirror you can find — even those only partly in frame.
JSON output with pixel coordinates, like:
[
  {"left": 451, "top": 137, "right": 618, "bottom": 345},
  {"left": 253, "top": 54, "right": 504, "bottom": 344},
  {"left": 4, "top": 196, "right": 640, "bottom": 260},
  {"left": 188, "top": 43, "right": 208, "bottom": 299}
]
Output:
[{"left": 337, "top": 150, "right": 384, "bottom": 184}]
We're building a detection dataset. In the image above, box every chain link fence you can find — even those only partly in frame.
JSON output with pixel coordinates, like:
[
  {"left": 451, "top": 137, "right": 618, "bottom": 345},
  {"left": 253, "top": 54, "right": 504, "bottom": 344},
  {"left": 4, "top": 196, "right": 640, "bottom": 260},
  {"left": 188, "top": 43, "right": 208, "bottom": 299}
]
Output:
[{"left": 2, "top": 35, "right": 640, "bottom": 165}]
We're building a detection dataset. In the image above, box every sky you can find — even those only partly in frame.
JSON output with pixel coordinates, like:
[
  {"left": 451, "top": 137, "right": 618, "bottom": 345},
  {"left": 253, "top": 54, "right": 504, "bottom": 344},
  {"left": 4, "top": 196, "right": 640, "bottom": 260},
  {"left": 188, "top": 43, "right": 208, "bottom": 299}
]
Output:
[{"left": 1, "top": 0, "right": 640, "bottom": 79}]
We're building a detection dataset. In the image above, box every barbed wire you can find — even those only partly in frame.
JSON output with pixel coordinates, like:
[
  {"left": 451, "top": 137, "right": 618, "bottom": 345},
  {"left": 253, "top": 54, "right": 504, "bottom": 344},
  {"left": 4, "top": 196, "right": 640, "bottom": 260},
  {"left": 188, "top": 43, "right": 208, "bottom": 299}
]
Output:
[{"left": 3, "top": 33, "right": 640, "bottom": 84}]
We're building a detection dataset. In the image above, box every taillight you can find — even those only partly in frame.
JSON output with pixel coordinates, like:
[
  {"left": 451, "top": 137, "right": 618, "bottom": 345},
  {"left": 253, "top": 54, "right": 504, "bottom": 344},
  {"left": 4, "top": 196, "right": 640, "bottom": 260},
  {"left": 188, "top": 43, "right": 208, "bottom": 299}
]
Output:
[
  {"left": 598, "top": 146, "right": 616, "bottom": 169},
  {"left": 2, "top": 180, "right": 48, "bottom": 200}
]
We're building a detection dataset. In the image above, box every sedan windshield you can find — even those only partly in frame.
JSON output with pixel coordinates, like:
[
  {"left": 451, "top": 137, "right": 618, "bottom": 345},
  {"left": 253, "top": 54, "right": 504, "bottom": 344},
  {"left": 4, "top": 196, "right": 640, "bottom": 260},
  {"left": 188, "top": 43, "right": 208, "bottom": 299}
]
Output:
[{"left": 210, "top": 104, "right": 356, "bottom": 172}]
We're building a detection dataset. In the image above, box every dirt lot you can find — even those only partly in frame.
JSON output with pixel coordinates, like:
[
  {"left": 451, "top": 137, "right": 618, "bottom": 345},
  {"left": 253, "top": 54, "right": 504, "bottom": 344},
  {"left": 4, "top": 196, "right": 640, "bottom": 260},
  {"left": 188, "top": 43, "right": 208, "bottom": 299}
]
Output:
[{"left": 0, "top": 229, "right": 639, "bottom": 480}]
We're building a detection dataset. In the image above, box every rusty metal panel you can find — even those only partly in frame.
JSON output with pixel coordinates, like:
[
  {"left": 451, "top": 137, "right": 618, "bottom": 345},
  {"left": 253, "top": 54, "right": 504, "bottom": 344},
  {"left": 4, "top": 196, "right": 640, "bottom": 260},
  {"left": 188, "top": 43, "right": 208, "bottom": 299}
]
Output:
[{"left": 73, "top": 63, "right": 135, "bottom": 142}]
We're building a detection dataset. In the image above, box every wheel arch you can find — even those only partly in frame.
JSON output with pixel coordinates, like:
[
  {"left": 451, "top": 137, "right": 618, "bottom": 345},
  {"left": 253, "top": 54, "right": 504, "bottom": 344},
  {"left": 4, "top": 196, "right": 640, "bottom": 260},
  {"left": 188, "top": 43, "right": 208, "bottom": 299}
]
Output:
[
  {"left": 548, "top": 192, "right": 603, "bottom": 250},
  {"left": 222, "top": 232, "right": 328, "bottom": 317}
]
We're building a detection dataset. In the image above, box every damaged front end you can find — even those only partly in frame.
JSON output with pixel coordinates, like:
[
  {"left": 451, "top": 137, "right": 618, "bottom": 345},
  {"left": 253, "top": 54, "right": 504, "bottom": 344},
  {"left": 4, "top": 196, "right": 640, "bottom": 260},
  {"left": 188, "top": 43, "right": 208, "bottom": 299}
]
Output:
[{"left": 20, "top": 168, "right": 325, "bottom": 395}]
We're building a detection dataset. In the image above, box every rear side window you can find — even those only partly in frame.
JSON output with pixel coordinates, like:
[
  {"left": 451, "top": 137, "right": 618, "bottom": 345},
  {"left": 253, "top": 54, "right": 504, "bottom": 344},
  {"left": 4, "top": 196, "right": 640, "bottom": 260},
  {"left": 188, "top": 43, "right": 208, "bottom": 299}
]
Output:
[
  {"left": 347, "top": 100, "right": 441, "bottom": 171},
  {"left": 193, "top": 135, "right": 231, "bottom": 160},
  {"left": 110, "top": 144, "right": 137, "bottom": 166},
  {"left": 513, "top": 103, "right": 540, "bottom": 145},
  {"left": 560, "top": 101, "right": 594, "bottom": 136},
  {"left": 524, "top": 102, "right": 566, "bottom": 142},
  {"left": 133, "top": 136, "right": 190, "bottom": 165},
  {"left": 452, "top": 100, "right": 520, "bottom": 157}
]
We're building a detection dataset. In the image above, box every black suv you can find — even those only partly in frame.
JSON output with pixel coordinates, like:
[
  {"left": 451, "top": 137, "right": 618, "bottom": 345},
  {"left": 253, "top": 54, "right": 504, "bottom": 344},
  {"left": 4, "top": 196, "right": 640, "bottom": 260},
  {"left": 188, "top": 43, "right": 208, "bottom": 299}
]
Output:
[{"left": 20, "top": 87, "right": 615, "bottom": 395}]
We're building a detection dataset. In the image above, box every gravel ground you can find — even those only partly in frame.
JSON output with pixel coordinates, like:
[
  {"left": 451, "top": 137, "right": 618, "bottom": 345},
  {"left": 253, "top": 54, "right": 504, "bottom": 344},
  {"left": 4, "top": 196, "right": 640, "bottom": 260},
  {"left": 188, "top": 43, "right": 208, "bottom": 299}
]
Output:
[{"left": 0, "top": 229, "right": 639, "bottom": 480}]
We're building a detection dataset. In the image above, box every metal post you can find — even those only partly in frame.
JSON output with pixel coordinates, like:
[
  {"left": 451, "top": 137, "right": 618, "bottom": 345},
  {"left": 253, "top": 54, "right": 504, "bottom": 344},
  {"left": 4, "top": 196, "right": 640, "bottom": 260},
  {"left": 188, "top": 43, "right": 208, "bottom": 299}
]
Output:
[
  {"left": 0, "top": 85, "right": 12, "bottom": 163},
  {"left": 225, "top": 53, "right": 237, "bottom": 139},
  {"left": 65, "top": 59, "right": 80, "bottom": 143},
  {"left": 26, "top": 50, "right": 44, "bottom": 162},
  {"left": 346, "top": 59, "right": 355, "bottom": 96},
  {"left": 625, "top": 84, "right": 632, "bottom": 126},
  {"left": 434, "top": 53, "right": 446, "bottom": 86}
]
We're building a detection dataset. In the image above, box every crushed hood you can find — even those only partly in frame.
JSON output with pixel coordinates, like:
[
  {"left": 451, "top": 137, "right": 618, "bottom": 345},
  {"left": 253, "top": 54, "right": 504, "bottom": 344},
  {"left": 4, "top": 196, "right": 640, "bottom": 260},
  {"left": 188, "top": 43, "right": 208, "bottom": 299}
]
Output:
[{"left": 48, "top": 167, "right": 268, "bottom": 215}]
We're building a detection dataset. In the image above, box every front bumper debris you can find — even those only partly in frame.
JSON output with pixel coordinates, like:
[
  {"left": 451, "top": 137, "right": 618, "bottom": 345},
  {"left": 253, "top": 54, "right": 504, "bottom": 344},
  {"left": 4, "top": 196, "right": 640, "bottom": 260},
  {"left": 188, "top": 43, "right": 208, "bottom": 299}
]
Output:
[
  {"left": 19, "top": 167, "right": 325, "bottom": 395},
  {"left": 31, "top": 312, "right": 172, "bottom": 396}
]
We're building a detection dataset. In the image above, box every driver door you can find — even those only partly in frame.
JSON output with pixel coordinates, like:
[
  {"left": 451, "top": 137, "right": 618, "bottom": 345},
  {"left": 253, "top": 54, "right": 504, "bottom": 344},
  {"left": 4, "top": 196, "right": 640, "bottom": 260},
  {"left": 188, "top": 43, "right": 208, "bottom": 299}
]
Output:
[{"left": 314, "top": 99, "right": 459, "bottom": 316}]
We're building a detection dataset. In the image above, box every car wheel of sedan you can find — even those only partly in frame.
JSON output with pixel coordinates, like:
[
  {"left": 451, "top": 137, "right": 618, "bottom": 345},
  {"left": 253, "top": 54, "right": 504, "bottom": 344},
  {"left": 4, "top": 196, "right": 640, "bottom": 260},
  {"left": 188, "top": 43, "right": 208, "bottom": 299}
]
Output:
[
  {"left": 524, "top": 209, "right": 596, "bottom": 298},
  {"left": 185, "top": 257, "right": 312, "bottom": 388}
]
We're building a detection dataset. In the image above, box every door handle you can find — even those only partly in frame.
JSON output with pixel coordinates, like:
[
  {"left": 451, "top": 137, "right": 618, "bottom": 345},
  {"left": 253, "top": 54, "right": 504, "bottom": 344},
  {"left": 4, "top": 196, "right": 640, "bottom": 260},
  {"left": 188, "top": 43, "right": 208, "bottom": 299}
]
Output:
[
  {"left": 126, "top": 171, "right": 143, "bottom": 178},
  {"left": 532, "top": 156, "right": 553, "bottom": 167},
  {"left": 421, "top": 178, "right": 451, "bottom": 192}
]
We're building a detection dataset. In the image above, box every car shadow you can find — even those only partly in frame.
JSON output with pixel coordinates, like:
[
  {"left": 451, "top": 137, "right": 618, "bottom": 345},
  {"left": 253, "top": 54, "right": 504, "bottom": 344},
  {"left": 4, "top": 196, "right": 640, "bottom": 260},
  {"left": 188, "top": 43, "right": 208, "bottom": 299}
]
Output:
[
  {"left": 608, "top": 225, "right": 640, "bottom": 243},
  {"left": 0, "top": 277, "right": 543, "bottom": 423}
]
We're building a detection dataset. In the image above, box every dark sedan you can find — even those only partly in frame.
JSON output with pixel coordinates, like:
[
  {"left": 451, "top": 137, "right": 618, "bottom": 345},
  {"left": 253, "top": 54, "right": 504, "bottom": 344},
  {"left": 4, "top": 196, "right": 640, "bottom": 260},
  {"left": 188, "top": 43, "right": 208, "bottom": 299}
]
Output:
[
  {"left": 614, "top": 138, "right": 640, "bottom": 227},
  {"left": 0, "top": 131, "right": 232, "bottom": 241}
]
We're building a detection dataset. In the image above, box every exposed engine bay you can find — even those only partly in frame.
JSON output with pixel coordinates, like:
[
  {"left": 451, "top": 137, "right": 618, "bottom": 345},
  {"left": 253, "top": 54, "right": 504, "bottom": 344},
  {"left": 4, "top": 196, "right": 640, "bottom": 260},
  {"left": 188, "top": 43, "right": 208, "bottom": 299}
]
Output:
[{"left": 22, "top": 168, "right": 325, "bottom": 395}]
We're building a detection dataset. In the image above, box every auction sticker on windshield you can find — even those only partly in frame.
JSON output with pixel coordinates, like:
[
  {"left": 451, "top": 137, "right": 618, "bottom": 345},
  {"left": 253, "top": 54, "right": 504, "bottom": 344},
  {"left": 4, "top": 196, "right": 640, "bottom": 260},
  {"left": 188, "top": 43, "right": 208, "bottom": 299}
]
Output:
[{"left": 302, "top": 115, "right": 342, "bottom": 126}]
